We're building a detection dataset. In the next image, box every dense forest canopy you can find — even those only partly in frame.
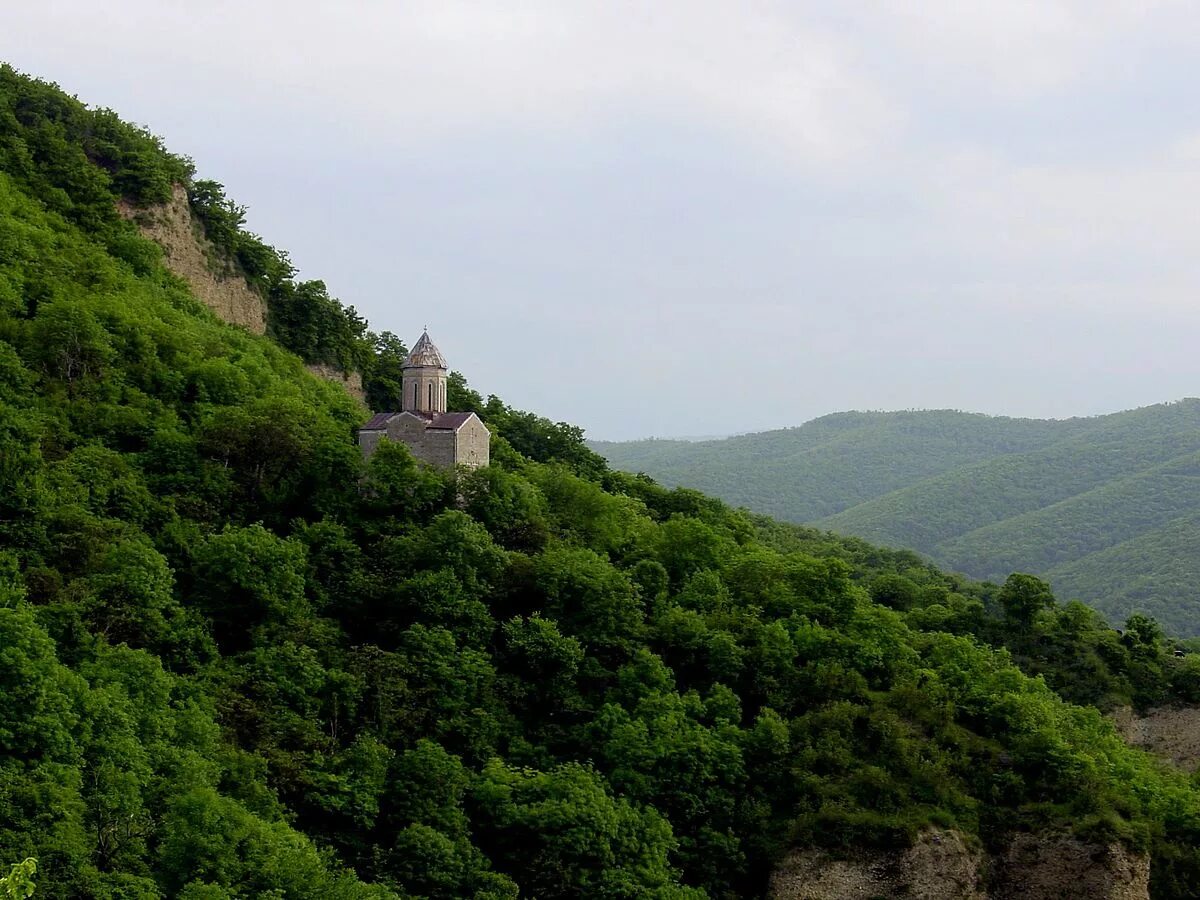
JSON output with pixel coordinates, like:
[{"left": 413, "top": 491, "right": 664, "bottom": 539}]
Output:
[
  {"left": 4, "top": 64, "right": 1200, "bottom": 898},
  {"left": 593, "top": 405, "right": 1200, "bottom": 636}
]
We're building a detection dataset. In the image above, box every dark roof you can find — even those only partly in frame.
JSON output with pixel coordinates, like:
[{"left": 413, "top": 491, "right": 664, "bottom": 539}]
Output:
[
  {"left": 362, "top": 413, "right": 395, "bottom": 430},
  {"left": 362, "top": 411, "right": 482, "bottom": 432},
  {"left": 428, "top": 412, "right": 475, "bottom": 431}
]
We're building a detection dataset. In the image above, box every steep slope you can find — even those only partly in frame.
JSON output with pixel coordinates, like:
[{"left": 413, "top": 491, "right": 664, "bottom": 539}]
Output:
[
  {"left": 7, "top": 63, "right": 1200, "bottom": 900},
  {"left": 116, "top": 183, "right": 268, "bottom": 333},
  {"left": 596, "top": 402, "right": 1200, "bottom": 634}
]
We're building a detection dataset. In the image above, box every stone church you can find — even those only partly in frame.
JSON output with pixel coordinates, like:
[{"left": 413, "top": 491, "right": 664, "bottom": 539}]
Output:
[{"left": 358, "top": 330, "right": 491, "bottom": 469}]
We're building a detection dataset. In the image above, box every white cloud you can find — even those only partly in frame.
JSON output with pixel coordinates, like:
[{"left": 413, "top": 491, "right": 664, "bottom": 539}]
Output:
[
  {"left": 10, "top": 1, "right": 902, "bottom": 167},
  {"left": 861, "top": 0, "right": 1195, "bottom": 95}
]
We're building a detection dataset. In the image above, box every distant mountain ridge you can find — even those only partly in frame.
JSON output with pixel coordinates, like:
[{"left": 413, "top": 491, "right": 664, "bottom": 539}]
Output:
[{"left": 592, "top": 401, "right": 1200, "bottom": 635}]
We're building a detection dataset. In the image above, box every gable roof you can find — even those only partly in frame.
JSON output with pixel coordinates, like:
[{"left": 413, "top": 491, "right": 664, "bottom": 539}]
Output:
[
  {"left": 362, "top": 412, "right": 395, "bottom": 430},
  {"left": 402, "top": 330, "right": 448, "bottom": 369},
  {"left": 361, "top": 410, "right": 488, "bottom": 433},
  {"left": 428, "top": 412, "right": 475, "bottom": 431}
]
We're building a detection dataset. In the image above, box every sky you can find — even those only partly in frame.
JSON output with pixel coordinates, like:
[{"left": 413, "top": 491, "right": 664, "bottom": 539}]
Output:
[{"left": 9, "top": 1, "right": 1200, "bottom": 440}]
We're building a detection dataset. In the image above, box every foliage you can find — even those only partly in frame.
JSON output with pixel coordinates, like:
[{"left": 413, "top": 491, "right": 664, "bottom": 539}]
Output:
[{"left": 0, "top": 859, "right": 36, "bottom": 899}]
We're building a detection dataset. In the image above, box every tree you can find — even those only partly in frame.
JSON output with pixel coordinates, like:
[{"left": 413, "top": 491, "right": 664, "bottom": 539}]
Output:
[
  {"left": 0, "top": 859, "right": 36, "bottom": 899},
  {"left": 362, "top": 331, "right": 407, "bottom": 413},
  {"left": 534, "top": 547, "right": 644, "bottom": 655},
  {"left": 869, "top": 574, "right": 922, "bottom": 611},
  {"left": 361, "top": 440, "right": 450, "bottom": 522},
  {"left": 471, "top": 759, "right": 700, "bottom": 899},
  {"left": 458, "top": 465, "right": 550, "bottom": 552},
  {"left": 189, "top": 524, "right": 308, "bottom": 646},
  {"left": 998, "top": 573, "right": 1056, "bottom": 630},
  {"left": 30, "top": 301, "right": 114, "bottom": 393},
  {"left": 498, "top": 614, "right": 584, "bottom": 707}
]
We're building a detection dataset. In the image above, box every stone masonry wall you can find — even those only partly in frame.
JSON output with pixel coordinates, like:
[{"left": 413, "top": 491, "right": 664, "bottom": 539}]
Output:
[{"left": 455, "top": 418, "right": 491, "bottom": 468}]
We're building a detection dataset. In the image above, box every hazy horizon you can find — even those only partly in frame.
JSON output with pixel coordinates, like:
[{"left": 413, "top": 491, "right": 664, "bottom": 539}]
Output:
[
  {"left": 11, "top": 2, "right": 1200, "bottom": 440},
  {"left": 591, "top": 395, "right": 1200, "bottom": 443}
]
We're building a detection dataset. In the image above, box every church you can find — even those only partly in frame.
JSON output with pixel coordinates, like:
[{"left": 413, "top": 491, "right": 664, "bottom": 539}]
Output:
[{"left": 358, "top": 330, "right": 491, "bottom": 469}]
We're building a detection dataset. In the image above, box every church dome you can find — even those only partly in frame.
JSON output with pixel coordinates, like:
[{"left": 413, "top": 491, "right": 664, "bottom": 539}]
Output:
[{"left": 403, "top": 330, "right": 448, "bottom": 369}]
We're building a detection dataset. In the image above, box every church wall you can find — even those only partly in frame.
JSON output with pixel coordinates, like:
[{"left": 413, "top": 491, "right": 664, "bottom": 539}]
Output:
[
  {"left": 455, "top": 419, "right": 491, "bottom": 468},
  {"left": 379, "top": 415, "right": 437, "bottom": 468},
  {"left": 387, "top": 415, "right": 430, "bottom": 442},
  {"left": 358, "top": 430, "right": 385, "bottom": 457},
  {"left": 358, "top": 413, "right": 489, "bottom": 470},
  {"left": 421, "top": 431, "right": 460, "bottom": 468}
]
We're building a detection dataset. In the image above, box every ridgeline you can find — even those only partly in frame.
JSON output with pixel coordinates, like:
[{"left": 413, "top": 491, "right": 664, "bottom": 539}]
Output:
[
  {"left": 3, "top": 64, "right": 1200, "bottom": 898},
  {"left": 594, "top": 405, "right": 1200, "bottom": 636}
]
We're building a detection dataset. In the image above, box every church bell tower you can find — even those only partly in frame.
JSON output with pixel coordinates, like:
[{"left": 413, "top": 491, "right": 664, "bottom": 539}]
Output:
[{"left": 401, "top": 329, "right": 448, "bottom": 415}]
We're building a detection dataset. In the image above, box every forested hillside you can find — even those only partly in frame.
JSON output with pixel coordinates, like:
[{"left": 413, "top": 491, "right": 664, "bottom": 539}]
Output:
[
  {"left": 6, "top": 65, "right": 1200, "bottom": 898},
  {"left": 594, "top": 405, "right": 1200, "bottom": 635}
]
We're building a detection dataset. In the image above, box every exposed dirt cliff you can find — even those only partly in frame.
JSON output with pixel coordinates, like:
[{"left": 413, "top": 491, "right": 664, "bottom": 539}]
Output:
[
  {"left": 305, "top": 362, "right": 366, "bottom": 404},
  {"left": 769, "top": 830, "right": 1148, "bottom": 900},
  {"left": 1113, "top": 705, "right": 1200, "bottom": 771},
  {"left": 117, "top": 184, "right": 267, "bottom": 334},
  {"left": 989, "top": 833, "right": 1149, "bottom": 900},
  {"left": 769, "top": 829, "right": 984, "bottom": 900}
]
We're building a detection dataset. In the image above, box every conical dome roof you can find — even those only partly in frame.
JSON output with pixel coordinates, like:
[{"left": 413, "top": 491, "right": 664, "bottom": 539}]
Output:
[{"left": 403, "top": 330, "right": 448, "bottom": 369}]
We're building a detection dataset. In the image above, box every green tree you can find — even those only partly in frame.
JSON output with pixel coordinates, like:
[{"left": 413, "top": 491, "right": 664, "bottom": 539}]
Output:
[
  {"left": 189, "top": 525, "right": 308, "bottom": 646},
  {"left": 0, "top": 859, "right": 36, "bottom": 899},
  {"left": 534, "top": 547, "right": 644, "bottom": 655},
  {"left": 998, "top": 573, "right": 1056, "bottom": 630},
  {"left": 472, "top": 759, "right": 699, "bottom": 899}
]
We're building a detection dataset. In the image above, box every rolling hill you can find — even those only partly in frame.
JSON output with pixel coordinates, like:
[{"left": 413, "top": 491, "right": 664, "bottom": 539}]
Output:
[{"left": 593, "top": 402, "right": 1200, "bottom": 635}]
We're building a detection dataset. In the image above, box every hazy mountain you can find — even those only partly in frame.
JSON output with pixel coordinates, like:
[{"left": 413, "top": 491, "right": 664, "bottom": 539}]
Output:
[{"left": 594, "top": 402, "right": 1200, "bottom": 634}]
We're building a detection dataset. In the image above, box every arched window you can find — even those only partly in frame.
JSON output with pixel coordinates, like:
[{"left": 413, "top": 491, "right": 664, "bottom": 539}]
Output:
[
  {"left": 428, "top": 383, "right": 433, "bottom": 408},
  {"left": 412, "top": 383, "right": 418, "bottom": 409}
]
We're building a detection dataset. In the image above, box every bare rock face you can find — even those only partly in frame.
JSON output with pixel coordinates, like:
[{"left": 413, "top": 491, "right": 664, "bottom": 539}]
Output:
[
  {"left": 117, "top": 184, "right": 267, "bottom": 334},
  {"left": 769, "top": 829, "right": 985, "bottom": 900},
  {"left": 990, "top": 833, "right": 1149, "bottom": 900},
  {"left": 769, "top": 831, "right": 1148, "bottom": 900},
  {"left": 1113, "top": 705, "right": 1200, "bottom": 771},
  {"left": 305, "top": 363, "right": 366, "bottom": 403}
]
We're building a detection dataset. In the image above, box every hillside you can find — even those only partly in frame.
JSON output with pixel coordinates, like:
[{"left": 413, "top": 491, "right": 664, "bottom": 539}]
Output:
[
  {"left": 6, "top": 63, "right": 1200, "bottom": 899},
  {"left": 594, "top": 403, "right": 1200, "bottom": 635}
]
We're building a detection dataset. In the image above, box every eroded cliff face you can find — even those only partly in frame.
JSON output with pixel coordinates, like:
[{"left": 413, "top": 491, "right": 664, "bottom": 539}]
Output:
[
  {"left": 305, "top": 362, "right": 366, "bottom": 404},
  {"left": 1113, "top": 705, "right": 1200, "bottom": 771},
  {"left": 117, "top": 184, "right": 267, "bottom": 334},
  {"left": 769, "top": 830, "right": 1148, "bottom": 900},
  {"left": 769, "top": 830, "right": 984, "bottom": 900},
  {"left": 989, "top": 833, "right": 1149, "bottom": 900}
]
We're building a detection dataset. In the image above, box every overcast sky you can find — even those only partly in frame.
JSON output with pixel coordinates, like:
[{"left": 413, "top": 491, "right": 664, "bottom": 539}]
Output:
[{"left": 9, "top": 1, "right": 1200, "bottom": 439}]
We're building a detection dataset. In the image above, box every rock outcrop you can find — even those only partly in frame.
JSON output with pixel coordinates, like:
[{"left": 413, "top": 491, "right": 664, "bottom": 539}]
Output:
[
  {"left": 769, "top": 830, "right": 985, "bottom": 900},
  {"left": 769, "top": 830, "right": 1149, "bottom": 900},
  {"left": 305, "top": 362, "right": 366, "bottom": 404},
  {"left": 1113, "top": 705, "right": 1200, "bottom": 771},
  {"left": 117, "top": 184, "right": 267, "bottom": 334},
  {"left": 989, "top": 833, "right": 1149, "bottom": 900}
]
